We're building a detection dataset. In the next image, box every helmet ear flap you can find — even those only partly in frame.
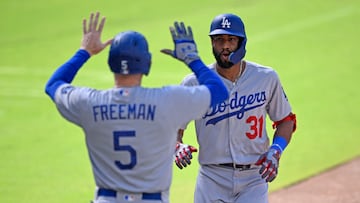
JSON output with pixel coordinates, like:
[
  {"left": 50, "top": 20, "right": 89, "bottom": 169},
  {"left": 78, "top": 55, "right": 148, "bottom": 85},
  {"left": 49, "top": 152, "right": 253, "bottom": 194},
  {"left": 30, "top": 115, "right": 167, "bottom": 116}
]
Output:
[{"left": 229, "top": 37, "right": 247, "bottom": 64}]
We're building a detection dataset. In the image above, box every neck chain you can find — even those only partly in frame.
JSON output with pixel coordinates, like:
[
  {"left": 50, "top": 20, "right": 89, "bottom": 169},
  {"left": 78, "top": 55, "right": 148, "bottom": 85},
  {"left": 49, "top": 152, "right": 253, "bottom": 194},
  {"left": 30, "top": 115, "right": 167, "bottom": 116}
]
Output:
[{"left": 233, "top": 60, "right": 244, "bottom": 84}]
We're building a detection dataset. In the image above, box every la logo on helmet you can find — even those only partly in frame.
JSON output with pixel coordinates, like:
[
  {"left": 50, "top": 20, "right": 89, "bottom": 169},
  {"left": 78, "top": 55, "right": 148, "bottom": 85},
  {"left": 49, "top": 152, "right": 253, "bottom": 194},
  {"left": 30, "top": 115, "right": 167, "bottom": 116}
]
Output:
[{"left": 221, "top": 17, "right": 231, "bottom": 28}]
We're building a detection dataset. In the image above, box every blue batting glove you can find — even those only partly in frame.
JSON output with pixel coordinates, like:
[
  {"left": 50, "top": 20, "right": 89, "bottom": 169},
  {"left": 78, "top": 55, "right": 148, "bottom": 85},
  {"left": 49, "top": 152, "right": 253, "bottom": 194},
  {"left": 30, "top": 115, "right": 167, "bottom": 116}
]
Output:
[{"left": 161, "top": 21, "right": 200, "bottom": 65}]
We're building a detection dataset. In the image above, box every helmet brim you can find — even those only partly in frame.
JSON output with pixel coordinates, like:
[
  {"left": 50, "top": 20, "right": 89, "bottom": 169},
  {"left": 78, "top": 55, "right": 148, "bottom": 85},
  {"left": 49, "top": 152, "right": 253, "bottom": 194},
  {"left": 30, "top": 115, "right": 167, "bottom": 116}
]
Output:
[{"left": 209, "top": 29, "right": 245, "bottom": 38}]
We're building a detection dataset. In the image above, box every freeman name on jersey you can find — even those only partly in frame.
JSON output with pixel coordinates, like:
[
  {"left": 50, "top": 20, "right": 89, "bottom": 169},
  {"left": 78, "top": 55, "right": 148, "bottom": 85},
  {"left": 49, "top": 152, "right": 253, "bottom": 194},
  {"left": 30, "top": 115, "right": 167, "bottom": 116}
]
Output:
[{"left": 92, "top": 103, "right": 156, "bottom": 122}]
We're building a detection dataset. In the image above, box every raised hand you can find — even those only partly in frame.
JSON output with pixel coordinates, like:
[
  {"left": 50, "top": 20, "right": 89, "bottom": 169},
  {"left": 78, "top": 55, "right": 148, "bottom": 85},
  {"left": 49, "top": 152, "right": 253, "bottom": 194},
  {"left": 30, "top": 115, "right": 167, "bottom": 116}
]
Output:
[
  {"left": 161, "top": 21, "right": 199, "bottom": 65},
  {"left": 81, "top": 12, "right": 113, "bottom": 56}
]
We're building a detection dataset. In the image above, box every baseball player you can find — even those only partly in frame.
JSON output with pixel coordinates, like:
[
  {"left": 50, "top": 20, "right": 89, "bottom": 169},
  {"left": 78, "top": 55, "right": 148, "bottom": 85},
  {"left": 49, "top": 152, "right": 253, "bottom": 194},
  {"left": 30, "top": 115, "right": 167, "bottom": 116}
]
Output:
[
  {"left": 173, "top": 13, "right": 297, "bottom": 203},
  {"left": 45, "top": 12, "right": 229, "bottom": 203}
]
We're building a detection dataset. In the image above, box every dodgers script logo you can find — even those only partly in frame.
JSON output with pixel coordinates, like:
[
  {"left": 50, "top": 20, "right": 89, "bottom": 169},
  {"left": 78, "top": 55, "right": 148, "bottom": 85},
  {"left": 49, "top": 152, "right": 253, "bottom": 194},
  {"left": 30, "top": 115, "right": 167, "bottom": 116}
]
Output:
[
  {"left": 204, "top": 91, "right": 266, "bottom": 125},
  {"left": 221, "top": 17, "right": 231, "bottom": 28}
]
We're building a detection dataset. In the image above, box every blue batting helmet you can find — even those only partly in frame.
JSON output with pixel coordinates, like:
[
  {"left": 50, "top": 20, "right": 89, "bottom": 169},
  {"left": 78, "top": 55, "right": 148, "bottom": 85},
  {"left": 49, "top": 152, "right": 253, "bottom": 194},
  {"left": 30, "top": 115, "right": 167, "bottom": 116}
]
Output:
[
  {"left": 209, "top": 14, "right": 247, "bottom": 63},
  {"left": 108, "top": 31, "right": 151, "bottom": 75}
]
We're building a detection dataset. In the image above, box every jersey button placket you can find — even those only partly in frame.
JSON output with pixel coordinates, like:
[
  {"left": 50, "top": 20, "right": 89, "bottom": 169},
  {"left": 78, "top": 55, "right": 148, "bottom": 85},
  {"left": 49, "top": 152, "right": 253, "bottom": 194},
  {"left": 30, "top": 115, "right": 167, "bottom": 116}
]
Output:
[{"left": 228, "top": 96, "right": 237, "bottom": 162}]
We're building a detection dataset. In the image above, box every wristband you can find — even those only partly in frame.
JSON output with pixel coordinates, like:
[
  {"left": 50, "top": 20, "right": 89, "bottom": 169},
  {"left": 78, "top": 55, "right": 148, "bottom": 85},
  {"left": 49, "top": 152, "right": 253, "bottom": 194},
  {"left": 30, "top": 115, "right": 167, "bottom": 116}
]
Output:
[{"left": 270, "top": 136, "right": 288, "bottom": 154}]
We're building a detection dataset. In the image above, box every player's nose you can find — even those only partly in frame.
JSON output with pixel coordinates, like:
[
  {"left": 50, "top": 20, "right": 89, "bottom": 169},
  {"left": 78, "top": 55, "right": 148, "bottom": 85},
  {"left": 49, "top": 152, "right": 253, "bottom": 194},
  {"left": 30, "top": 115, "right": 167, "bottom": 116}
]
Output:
[{"left": 221, "top": 41, "right": 232, "bottom": 49}]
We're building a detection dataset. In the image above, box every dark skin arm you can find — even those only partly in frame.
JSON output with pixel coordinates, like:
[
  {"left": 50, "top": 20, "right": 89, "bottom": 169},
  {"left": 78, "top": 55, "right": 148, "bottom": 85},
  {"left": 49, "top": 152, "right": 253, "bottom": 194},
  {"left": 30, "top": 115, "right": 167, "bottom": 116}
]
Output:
[
  {"left": 273, "top": 113, "right": 296, "bottom": 144},
  {"left": 273, "top": 120, "right": 294, "bottom": 143},
  {"left": 177, "top": 129, "right": 185, "bottom": 143}
]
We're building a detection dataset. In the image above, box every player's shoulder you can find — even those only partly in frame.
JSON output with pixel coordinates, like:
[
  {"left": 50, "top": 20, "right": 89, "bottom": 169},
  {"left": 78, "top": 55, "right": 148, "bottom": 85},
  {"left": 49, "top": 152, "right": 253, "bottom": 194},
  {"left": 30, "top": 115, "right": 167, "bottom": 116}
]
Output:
[
  {"left": 181, "top": 63, "right": 216, "bottom": 85},
  {"left": 246, "top": 60, "right": 275, "bottom": 72},
  {"left": 140, "top": 85, "right": 209, "bottom": 104},
  {"left": 246, "top": 60, "right": 279, "bottom": 78},
  {"left": 54, "top": 84, "right": 105, "bottom": 108},
  {"left": 56, "top": 84, "right": 97, "bottom": 99},
  {"left": 155, "top": 84, "right": 206, "bottom": 94},
  {"left": 139, "top": 85, "right": 191, "bottom": 95}
]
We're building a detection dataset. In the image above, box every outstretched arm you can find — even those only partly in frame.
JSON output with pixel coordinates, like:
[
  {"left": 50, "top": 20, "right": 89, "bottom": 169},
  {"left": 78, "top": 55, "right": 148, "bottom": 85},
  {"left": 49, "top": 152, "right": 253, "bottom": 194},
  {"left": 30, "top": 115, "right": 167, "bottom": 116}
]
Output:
[
  {"left": 162, "top": 22, "right": 229, "bottom": 169},
  {"left": 45, "top": 12, "right": 112, "bottom": 101},
  {"left": 161, "top": 22, "right": 229, "bottom": 107}
]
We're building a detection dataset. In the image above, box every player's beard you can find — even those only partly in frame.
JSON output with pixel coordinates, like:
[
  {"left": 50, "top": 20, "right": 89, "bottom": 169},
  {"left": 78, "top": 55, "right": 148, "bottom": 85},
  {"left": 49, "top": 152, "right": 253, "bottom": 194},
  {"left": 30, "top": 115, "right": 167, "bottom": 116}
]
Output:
[{"left": 213, "top": 48, "right": 234, "bottom": 69}]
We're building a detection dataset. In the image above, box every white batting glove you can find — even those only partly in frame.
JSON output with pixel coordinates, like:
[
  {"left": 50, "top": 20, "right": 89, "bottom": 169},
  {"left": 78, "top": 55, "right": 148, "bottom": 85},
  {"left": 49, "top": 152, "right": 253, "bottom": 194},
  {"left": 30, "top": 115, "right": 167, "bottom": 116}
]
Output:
[
  {"left": 255, "top": 148, "right": 281, "bottom": 182},
  {"left": 174, "top": 142, "right": 198, "bottom": 169}
]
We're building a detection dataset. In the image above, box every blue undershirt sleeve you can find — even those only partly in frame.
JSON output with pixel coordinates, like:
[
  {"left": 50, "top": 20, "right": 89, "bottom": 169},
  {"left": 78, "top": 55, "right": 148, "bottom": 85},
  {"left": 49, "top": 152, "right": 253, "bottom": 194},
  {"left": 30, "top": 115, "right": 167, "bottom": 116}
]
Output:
[
  {"left": 187, "top": 59, "right": 229, "bottom": 107},
  {"left": 45, "top": 49, "right": 91, "bottom": 101}
]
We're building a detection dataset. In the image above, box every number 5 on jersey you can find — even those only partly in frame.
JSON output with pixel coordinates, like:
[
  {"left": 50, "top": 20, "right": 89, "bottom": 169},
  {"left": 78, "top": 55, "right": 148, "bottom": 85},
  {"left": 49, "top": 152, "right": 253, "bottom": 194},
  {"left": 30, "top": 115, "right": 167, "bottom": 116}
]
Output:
[{"left": 113, "top": 131, "right": 137, "bottom": 170}]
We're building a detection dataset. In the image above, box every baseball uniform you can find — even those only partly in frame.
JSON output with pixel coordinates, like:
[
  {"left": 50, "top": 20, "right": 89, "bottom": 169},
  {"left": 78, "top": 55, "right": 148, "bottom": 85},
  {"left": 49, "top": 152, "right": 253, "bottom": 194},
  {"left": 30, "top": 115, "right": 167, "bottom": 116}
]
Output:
[{"left": 181, "top": 61, "right": 292, "bottom": 203}]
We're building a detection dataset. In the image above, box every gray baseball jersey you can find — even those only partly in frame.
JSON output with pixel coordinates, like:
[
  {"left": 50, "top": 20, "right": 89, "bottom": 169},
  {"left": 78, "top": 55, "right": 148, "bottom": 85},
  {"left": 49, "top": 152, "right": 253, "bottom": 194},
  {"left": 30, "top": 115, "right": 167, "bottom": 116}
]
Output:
[
  {"left": 181, "top": 61, "right": 292, "bottom": 165},
  {"left": 54, "top": 84, "right": 210, "bottom": 193}
]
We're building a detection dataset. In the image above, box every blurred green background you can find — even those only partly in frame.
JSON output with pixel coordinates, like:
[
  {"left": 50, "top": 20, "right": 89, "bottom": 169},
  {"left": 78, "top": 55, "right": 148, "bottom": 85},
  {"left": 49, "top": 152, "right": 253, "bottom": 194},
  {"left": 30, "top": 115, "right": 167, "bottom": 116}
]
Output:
[{"left": 0, "top": 0, "right": 359, "bottom": 202}]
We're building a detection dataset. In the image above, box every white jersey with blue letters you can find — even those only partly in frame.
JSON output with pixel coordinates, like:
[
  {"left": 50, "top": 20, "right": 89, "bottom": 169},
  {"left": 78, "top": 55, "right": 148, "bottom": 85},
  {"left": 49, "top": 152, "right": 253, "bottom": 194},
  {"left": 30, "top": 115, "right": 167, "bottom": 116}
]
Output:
[
  {"left": 181, "top": 61, "right": 292, "bottom": 165},
  {"left": 54, "top": 84, "right": 210, "bottom": 193}
]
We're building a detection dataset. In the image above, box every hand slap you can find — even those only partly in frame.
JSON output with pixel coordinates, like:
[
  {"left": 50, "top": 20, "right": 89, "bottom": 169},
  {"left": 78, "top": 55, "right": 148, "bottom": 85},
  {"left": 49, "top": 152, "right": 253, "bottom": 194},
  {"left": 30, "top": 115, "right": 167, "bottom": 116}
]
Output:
[
  {"left": 81, "top": 12, "right": 113, "bottom": 56},
  {"left": 161, "top": 21, "right": 199, "bottom": 65}
]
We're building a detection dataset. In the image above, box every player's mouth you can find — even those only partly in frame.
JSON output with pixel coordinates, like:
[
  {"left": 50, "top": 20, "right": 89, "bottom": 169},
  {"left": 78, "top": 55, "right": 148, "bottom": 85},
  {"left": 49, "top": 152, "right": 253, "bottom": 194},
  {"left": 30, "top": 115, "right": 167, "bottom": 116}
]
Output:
[{"left": 221, "top": 51, "right": 231, "bottom": 61}]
